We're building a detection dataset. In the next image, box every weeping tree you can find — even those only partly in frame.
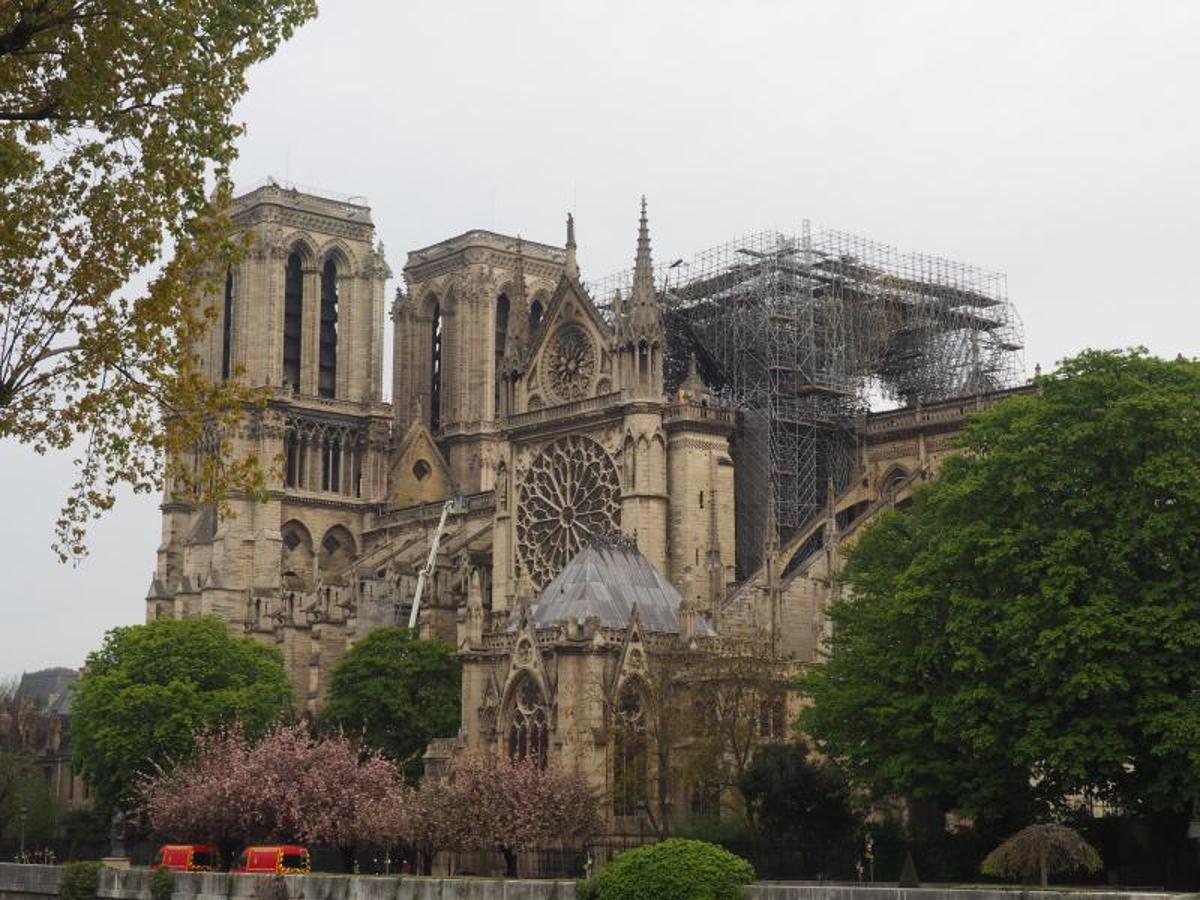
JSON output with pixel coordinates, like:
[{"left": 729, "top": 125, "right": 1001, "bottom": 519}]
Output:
[{"left": 981, "top": 824, "right": 1102, "bottom": 887}]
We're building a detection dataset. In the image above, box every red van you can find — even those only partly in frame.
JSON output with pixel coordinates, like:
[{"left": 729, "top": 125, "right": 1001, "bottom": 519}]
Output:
[
  {"left": 232, "top": 845, "right": 311, "bottom": 875},
  {"left": 152, "top": 844, "right": 220, "bottom": 872}
]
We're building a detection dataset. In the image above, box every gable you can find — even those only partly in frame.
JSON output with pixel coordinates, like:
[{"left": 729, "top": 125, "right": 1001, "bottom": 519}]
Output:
[
  {"left": 388, "top": 420, "right": 455, "bottom": 508},
  {"left": 522, "top": 275, "right": 616, "bottom": 410}
]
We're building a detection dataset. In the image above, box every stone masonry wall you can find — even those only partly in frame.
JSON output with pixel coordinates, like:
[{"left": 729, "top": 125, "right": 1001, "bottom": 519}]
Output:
[{"left": 2, "top": 864, "right": 1191, "bottom": 900}]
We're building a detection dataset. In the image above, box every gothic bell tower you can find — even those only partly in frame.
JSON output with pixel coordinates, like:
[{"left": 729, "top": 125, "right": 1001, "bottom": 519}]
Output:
[{"left": 149, "top": 181, "right": 393, "bottom": 711}]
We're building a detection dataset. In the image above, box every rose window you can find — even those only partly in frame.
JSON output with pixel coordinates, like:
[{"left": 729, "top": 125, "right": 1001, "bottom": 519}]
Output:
[
  {"left": 516, "top": 435, "right": 621, "bottom": 589},
  {"left": 545, "top": 326, "right": 596, "bottom": 402}
]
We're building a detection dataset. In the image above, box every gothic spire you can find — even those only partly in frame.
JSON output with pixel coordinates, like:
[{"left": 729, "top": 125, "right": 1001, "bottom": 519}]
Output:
[
  {"left": 512, "top": 235, "right": 528, "bottom": 309},
  {"left": 564, "top": 212, "right": 578, "bottom": 279},
  {"left": 764, "top": 478, "right": 780, "bottom": 555},
  {"left": 628, "top": 196, "right": 662, "bottom": 339},
  {"left": 680, "top": 351, "right": 707, "bottom": 396}
]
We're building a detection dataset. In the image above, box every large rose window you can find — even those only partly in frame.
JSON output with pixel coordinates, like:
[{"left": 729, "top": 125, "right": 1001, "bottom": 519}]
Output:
[
  {"left": 516, "top": 435, "right": 621, "bottom": 589},
  {"left": 545, "top": 325, "right": 596, "bottom": 402}
]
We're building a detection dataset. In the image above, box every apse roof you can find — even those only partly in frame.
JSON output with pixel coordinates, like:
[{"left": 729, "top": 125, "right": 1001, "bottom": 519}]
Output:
[{"left": 527, "top": 534, "right": 714, "bottom": 636}]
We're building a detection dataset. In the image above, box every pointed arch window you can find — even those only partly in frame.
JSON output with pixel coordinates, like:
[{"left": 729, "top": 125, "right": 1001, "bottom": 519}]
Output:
[
  {"left": 494, "top": 293, "right": 510, "bottom": 415},
  {"left": 318, "top": 259, "right": 339, "bottom": 398},
  {"left": 283, "top": 252, "right": 303, "bottom": 389},
  {"left": 221, "top": 267, "right": 234, "bottom": 380},
  {"left": 528, "top": 298, "right": 544, "bottom": 333},
  {"left": 430, "top": 302, "right": 442, "bottom": 431},
  {"left": 507, "top": 675, "right": 549, "bottom": 767},
  {"left": 613, "top": 681, "right": 648, "bottom": 816}
]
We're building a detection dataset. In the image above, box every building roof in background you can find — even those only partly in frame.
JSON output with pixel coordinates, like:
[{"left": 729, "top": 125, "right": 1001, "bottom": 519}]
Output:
[{"left": 17, "top": 667, "right": 79, "bottom": 716}]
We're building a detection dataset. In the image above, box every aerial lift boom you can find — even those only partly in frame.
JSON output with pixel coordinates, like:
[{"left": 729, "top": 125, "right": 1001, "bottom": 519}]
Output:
[{"left": 407, "top": 496, "right": 466, "bottom": 630}]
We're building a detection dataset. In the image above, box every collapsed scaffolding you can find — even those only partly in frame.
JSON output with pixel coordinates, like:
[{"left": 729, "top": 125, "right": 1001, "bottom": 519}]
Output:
[{"left": 589, "top": 223, "right": 1024, "bottom": 577}]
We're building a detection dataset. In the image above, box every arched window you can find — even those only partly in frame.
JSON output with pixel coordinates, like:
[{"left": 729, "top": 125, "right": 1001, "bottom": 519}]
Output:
[
  {"left": 507, "top": 675, "right": 549, "bottom": 767},
  {"left": 881, "top": 466, "right": 909, "bottom": 498},
  {"left": 280, "top": 520, "right": 314, "bottom": 587},
  {"left": 221, "top": 267, "right": 234, "bottom": 380},
  {"left": 284, "top": 430, "right": 298, "bottom": 487},
  {"left": 318, "top": 259, "right": 338, "bottom": 398},
  {"left": 494, "top": 293, "right": 510, "bottom": 414},
  {"left": 612, "top": 681, "right": 648, "bottom": 816},
  {"left": 429, "top": 302, "right": 442, "bottom": 431},
  {"left": 283, "top": 252, "right": 303, "bottom": 389},
  {"left": 528, "top": 298, "right": 544, "bottom": 333},
  {"left": 319, "top": 525, "right": 357, "bottom": 578}
]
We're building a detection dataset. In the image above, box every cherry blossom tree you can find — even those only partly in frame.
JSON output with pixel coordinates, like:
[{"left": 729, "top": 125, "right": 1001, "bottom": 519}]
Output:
[
  {"left": 141, "top": 722, "right": 401, "bottom": 869},
  {"left": 424, "top": 753, "right": 600, "bottom": 876},
  {"left": 139, "top": 724, "right": 259, "bottom": 863}
]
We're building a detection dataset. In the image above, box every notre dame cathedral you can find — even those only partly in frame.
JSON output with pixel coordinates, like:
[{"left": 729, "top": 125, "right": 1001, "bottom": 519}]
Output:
[{"left": 145, "top": 181, "right": 1027, "bottom": 831}]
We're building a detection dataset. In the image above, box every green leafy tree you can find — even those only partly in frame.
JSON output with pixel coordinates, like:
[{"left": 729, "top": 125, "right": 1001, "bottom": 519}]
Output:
[
  {"left": 737, "top": 741, "right": 858, "bottom": 877},
  {"left": 71, "top": 617, "right": 293, "bottom": 816},
  {"left": 320, "top": 628, "right": 460, "bottom": 780},
  {"left": 801, "top": 350, "right": 1200, "bottom": 839},
  {"left": 0, "top": 0, "right": 316, "bottom": 559}
]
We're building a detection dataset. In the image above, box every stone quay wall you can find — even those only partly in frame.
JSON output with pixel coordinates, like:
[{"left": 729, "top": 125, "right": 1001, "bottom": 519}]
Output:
[{"left": 2, "top": 864, "right": 1195, "bottom": 900}]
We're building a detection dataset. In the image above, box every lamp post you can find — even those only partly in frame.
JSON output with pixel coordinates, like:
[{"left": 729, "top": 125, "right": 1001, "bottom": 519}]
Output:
[{"left": 18, "top": 803, "right": 28, "bottom": 858}]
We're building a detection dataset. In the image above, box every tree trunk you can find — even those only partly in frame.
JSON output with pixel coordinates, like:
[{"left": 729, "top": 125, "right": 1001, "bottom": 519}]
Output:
[
  {"left": 1039, "top": 846, "right": 1048, "bottom": 887},
  {"left": 502, "top": 848, "right": 517, "bottom": 877},
  {"left": 219, "top": 838, "right": 240, "bottom": 871}
]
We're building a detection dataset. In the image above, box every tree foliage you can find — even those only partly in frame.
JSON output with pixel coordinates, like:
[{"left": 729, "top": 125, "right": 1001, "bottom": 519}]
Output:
[
  {"left": 800, "top": 350, "right": 1200, "bottom": 827},
  {"left": 737, "top": 741, "right": 857, "bottom": 875},
  {"left": 58, "top": 862, "right": 100, "bottom": 900},
  {"left": 141, "top": 722, "right": 399, "bottom": 850},
  {"left": 598, "top": 636, "right": 789, "bottom": 834},
  {"left": 581, "top": 839, "right": 755, "bottom": 900},
  {"left": 981, "top": 824, "right": 1102, "bottom": 886},
  {"left": 0, "top": 677, "right": 64, "bottom": 841},
  {"left": 71, "top": 617, "right": 293, "bottom": 816},
  {"left": 0, "top": 0, "right": 316, "bottom": 558},
  {"left": 319, "top": 627, "right": 460, "bottom": 780}
]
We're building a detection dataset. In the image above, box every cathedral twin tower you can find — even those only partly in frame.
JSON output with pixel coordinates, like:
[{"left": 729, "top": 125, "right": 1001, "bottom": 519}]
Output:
[{"left": 148, "top": 182, "right": 736, "bottom": 712}]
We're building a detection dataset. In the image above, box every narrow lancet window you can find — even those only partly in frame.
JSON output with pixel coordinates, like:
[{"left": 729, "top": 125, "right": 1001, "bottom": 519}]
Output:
[
  {"left": 318, "top": 259, "right": 338, "bottom": 398},
  {"left": 494, "top": 293, "right": 509, "bottom": 415},
  {"left": 283, "top": 252, "right": 303, "bottom": 389},
  {"left": 221, "top": 267, "right": 234, "bottom": 380},
  {"left": 430, "top": 303, "right": 442, "bottom": 431},
  {"left": 613, "top": 681, "right": 649, "bottom": 816}
]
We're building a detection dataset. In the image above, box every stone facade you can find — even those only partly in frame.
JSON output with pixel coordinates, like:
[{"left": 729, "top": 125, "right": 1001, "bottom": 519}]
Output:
[
  {"left": 2, "top": 669, "right": 91, "bottom": 816},
  {"left": 146, "top": 182, "right": 1030, "bottom": 828}
]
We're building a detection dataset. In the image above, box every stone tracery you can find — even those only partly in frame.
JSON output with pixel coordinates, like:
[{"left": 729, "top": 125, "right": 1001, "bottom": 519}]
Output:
[
  {"left": 515, "top": 434, "right": 621, "bottom": 589},
  {"left": 507, "top": 674, "right": 549, "bottom": 766},
  {"left": 544, "top": 325, "right": 596, "bottom": 402}
]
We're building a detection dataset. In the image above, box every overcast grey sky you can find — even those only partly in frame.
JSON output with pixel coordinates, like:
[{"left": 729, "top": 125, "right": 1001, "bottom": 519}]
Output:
[{"left": 2, "top": 1, "right": 1197, "bottom": 678}]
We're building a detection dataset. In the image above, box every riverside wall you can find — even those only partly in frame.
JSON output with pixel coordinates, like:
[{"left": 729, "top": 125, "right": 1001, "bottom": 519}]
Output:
[{"left": 2, "top": 864, "right": 1196, "bottom": 900}]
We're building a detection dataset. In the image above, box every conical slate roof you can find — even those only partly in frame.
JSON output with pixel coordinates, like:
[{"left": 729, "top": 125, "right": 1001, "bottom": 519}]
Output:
[{"left": 529, "top": 534, "right": 713, "bottom": 635}]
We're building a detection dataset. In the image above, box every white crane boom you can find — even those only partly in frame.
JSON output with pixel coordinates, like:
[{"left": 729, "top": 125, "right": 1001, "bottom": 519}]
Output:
[{"left": 407, "top": 496, "right": 465, "bottom": 631}]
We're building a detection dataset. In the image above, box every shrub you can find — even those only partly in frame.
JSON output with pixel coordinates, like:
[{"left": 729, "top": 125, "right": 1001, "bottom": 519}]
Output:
[
  {"left": 149, "top": 868, "right": 174, "bottom": 900},
  {"left": 59, "top": 862, "right": 101, "bottom": 900},
  {"left": 981, "top": 824, "right": 1102, "bottom": 886},
  {"left": 586, "top": 839, "right": 755, "bottom": 900}
]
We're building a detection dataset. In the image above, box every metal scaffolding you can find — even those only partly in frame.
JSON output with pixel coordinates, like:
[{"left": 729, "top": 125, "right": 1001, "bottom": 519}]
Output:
[{"left": 589, "top": 223, "right": 1024, "bottom": 576}]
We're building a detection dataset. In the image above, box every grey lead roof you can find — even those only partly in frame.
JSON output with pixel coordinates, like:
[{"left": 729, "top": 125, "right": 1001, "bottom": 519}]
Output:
[
  {"left": 527, "top": 536, "right": 714, "bottom": 636},
  {"left": 17, "top": 667, "right": 79, "bottom": 715}
]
